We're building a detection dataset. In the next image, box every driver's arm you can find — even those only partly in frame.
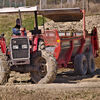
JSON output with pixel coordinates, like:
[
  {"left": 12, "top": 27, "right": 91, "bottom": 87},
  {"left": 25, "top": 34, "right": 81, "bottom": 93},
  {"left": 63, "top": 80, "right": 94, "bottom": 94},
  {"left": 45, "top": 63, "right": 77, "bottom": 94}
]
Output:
[{"left": 12, "top": 28, "right": 20, "bottom": 35}]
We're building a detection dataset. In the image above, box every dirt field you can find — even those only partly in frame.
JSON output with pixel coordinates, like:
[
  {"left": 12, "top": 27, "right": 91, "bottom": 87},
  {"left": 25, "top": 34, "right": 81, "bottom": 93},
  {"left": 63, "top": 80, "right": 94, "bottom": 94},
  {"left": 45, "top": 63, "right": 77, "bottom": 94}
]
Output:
[
  {"left": 0, "top": 85, "right": 100, "bottom": 100},
  {"left": 0, "top": 15, "right": 100, "bottom": 100},
  {"left": 0, "top": 67, "right": 100, "bottom": 100}
]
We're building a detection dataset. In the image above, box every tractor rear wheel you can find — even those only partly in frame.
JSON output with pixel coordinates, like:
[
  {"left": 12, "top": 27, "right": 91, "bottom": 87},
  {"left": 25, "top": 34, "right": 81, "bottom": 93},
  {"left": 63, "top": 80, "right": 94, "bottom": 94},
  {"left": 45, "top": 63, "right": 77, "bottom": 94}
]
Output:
[
  {"left": 85, "top": 45, "right": 95, "bottom": 74},
  {"left": 30, "top": 50, "right": 57, "bottom": 84},
  {"left": 74, "top": 54, "right": 88, "bottom": 75},
  {"left": 86, "top": 53, "right": 95, "bottom": 74},
  {"left": 0, "top": 50, "right": 10, "bottom": 85}
]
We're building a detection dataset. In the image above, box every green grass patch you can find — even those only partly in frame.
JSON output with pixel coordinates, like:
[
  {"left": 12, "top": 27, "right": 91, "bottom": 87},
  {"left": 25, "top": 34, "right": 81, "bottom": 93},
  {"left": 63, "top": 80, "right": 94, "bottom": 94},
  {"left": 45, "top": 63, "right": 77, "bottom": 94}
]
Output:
[{"left": 23, "top": 15, "right": 46, "bottom": 30}]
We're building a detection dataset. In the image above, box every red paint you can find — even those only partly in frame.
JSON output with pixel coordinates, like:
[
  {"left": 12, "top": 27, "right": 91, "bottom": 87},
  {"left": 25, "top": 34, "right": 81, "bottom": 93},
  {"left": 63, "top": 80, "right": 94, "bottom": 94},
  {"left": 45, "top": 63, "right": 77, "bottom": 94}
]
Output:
[
  {"left": 65, "top": 40, "right": 74, "bottom": 65},
  {"left": 33, "top": 36, "right": 38, "bottom": 52},
  {"left": 20, "top": 28, "right": 26, "bottom": 36},
  {"left": 91, "top": 27, "right": 99, "bottom": 57},
  {"left": 82, "top": 10, "right": 86, "bottom": 39},
  {"left": 21, "top": 31, "right": 25, "bottom": 36},
  {"left": 77, "top": 39, "right": 85, "bottom": 54},
  {"left": 0, "top": 37, "right": 6, "bottom": 54},
  {"left": 54, "top": 30, "right": 61, "bottom": 59},
  {"left": 44, "top": 30, "right": 61, "bottom": 59},
  {"left": 57, "top": 40, "right": 74, "bottom": 68}
]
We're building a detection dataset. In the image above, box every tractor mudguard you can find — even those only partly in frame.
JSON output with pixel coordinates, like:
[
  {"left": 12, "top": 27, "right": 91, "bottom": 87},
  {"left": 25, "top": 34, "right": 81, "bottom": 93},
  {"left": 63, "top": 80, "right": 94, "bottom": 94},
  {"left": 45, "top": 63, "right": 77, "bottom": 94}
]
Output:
[
  {"left": 0, "top": 36, "right": 6, "bottom": 54},
  {"left": 33, "top": 36, "right": 38, "bottom": 52}
]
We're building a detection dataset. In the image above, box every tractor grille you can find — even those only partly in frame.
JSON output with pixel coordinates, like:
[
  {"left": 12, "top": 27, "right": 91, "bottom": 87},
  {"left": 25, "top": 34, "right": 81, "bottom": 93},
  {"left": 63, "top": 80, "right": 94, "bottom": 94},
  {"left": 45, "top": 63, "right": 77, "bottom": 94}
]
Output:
[{"left": 11, "top": 37, "right": 29, "bottom": 59}]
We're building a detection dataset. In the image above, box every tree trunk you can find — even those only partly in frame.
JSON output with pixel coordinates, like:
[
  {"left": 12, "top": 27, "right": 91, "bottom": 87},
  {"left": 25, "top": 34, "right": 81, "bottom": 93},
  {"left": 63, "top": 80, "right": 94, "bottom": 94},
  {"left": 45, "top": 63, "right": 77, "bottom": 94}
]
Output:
[
  {"left": 9, "top": 0, "right": 11, "bottom": 7},
  {"left": 87, "top": 0, "right": 89, "bottom": 11},
  {"left": 72, "top": 0, "right": 76, "bottom": 5},
  {"left": 55, "top": 0, "right": 57, "bottom": 4},
  {"left": 24, "top": 0, "right": 26, "bottom": 6},
  {"left": 15, "top": 0, "right": 17, "bottom": 7},
  {"left": 67, "top": 0, "right": 76, "bottom": 5},
  {"left": 67, "top": 0, "right": 71, "bottom": 4},
  {"left": 61, "top": 0, "right": 63, "bottom": 8},
  {"left": 42, "top": 0, "right": 47, "bottom": 8},
  {"left": 3, "top": 0, "right": 5, "bottom": 7}
]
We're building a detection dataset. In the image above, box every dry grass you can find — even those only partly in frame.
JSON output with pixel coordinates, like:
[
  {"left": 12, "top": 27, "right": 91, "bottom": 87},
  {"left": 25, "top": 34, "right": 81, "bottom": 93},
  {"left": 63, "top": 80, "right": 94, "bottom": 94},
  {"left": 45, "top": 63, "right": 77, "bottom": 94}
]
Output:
[{"left": 0, "top": 86, "right": 100, "bottom": 100}]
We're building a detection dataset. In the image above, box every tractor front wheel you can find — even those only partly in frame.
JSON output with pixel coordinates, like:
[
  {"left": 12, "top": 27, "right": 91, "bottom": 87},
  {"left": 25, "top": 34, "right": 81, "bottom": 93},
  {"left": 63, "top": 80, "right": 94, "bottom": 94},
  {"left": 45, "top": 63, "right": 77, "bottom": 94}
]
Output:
[{"left": 30, "top": 50, "right": 57, "bottom": 84}]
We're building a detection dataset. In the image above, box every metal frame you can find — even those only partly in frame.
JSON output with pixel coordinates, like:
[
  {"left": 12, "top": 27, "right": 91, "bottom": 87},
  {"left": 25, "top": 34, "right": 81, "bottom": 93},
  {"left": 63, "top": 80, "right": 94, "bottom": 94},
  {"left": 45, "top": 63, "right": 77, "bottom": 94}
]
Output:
[{"left": 0, "top": 6, "right": 38, "bottom": 13}]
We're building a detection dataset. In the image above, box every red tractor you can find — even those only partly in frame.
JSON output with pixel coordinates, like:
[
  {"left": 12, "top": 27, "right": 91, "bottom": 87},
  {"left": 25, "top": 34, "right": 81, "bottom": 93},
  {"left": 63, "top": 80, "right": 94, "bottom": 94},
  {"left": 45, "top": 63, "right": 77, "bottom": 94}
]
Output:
[{"left": 0, "top": 6, "right": 99, "bottom": 84}]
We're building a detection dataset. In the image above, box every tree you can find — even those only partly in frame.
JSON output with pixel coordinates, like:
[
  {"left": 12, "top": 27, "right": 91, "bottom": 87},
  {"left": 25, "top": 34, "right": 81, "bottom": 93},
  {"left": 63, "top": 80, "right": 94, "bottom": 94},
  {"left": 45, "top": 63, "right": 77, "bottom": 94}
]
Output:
[
  {"left": 72, "top": 0, "right": 76, "bottom": 5},
  {"left": 41, "top": 0, "right": 47, "bottom": 8},
  {"left": 67, "top": 0, "right": 76, "bottom": 5},
  {"left": 54, "top": 0, "right": 57, "bottom": 4},
  {"left": 87, "top": 0, "right": 89, "bottom": 11},
  {"left": 3, "top": 0, "right": 5, "bottom": 7}
]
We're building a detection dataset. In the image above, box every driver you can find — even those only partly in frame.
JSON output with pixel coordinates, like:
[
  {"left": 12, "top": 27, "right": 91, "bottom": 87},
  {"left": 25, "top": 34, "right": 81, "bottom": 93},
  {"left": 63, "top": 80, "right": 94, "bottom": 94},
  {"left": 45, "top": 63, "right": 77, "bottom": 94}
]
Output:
[{"left": 12, "top": 18, "right": 21, "bottom": 35}]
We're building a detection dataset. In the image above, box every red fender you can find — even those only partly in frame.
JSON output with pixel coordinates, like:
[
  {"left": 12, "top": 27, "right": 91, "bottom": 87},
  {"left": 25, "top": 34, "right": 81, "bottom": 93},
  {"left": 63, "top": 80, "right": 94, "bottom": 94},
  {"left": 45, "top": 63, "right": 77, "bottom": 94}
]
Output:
[
  {"left": 33, "top": 36, "right": 38, "bottom": 52},
  {"left": 0, "top": 38, "right": 6, "bottom": 54}
]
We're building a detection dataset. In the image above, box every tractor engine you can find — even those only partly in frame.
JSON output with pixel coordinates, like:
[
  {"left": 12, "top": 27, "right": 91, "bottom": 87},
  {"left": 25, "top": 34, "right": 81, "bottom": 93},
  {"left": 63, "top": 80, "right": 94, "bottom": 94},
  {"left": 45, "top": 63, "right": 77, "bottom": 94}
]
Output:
[{"left": 10, "top": 37, "right": 30, "bottom": 65}]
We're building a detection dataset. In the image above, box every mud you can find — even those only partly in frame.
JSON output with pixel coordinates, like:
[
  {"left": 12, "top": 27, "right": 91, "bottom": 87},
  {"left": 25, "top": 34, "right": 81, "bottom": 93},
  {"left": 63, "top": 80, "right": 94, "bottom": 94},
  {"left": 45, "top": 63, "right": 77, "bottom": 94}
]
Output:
[{"left": 0, "top": 67, "right": 100, "bottom": 100}]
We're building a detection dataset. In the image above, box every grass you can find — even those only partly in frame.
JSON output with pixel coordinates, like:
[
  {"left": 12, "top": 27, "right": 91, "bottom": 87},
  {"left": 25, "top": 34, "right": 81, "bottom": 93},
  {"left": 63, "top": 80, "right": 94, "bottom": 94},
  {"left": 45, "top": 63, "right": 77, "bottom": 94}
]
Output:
[
  {"left": 22, "top": 14, "right": 46, "bottom": 30},
  {"left": 0, "top": 13, "right": 46, "bottom": 45}
]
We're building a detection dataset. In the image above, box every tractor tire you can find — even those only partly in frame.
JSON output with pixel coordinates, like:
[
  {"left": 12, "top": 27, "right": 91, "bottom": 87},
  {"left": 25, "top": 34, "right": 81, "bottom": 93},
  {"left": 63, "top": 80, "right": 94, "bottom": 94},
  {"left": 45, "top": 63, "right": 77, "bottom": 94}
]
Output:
[
  {"left": 0, "top": 50, "right": 10, "bottom": 85},
  {"left": 74, "top": 54, "right": 88, "bottom": 75},
  {"left": 30, "top": 50, "right": 57, "bottom": 84},
  {"left": 85, "top": 53, "right": 95, "bottom": 74}
]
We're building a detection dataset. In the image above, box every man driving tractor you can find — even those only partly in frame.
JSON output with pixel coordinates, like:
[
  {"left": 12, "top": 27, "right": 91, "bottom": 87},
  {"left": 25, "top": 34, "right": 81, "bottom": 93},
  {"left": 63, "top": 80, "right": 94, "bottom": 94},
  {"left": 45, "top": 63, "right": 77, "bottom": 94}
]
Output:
[
  {"left": 12, "top": 18, "right": 27, "bottom": 36},
  {"left": 12, "top": 18, "right": 21, "bottom": 35}
]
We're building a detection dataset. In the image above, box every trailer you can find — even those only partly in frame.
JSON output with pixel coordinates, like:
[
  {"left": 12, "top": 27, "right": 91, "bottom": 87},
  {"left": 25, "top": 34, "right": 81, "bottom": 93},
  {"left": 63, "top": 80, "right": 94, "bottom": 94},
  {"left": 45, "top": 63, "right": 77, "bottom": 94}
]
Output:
[
  {"left": 0, "top": 6, "right": 99, "bottom": 84},
  {"left": 39, "top": 7, "right": 99, "bottom": 74}
]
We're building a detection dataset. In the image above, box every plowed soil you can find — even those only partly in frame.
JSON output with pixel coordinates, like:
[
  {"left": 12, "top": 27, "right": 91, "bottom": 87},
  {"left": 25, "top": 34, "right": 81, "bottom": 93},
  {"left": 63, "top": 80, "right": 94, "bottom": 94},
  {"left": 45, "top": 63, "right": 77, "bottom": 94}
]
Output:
[{"left": 0, "top": 67, "right": 100, "bottom": 100}]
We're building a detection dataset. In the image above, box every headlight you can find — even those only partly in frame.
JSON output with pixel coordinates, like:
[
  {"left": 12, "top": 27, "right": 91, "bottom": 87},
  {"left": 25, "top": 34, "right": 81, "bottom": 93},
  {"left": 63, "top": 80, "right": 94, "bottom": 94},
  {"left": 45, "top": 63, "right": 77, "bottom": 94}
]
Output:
[
  {"left": 13, "top": 45, "right": 18, "bottom": 49},
  {"left": 22, "top": 45, "right": 28, "bottom": 49}
]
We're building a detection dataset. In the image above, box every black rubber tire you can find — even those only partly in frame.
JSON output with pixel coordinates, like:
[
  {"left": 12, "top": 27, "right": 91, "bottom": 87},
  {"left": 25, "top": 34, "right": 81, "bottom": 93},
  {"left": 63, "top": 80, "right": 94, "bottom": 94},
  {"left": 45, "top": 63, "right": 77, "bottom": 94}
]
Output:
[
  {"left": 74, "top": 54, "right": 88, "bottom": 75},
  {"left": 85, "top": 53, "right": 95, "bottom": 74},
  {"left": 0, "top": 50, "right": 10, "bottom": 85},
  {"left": 30, "top": 50, "right": 57, "bottom": 84}
]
